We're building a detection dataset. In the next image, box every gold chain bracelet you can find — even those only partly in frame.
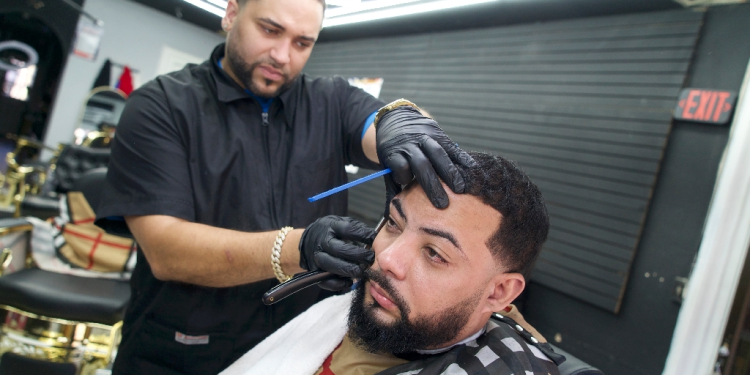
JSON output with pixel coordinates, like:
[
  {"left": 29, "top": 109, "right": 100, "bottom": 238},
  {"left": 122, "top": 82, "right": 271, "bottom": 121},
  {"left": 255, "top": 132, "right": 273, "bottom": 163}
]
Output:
[
  {"left": 271, "top": 226, "right": 294, "bottom": 283},
  {"left": 373, "top": 98, "right": 423, "bottom": 128}
]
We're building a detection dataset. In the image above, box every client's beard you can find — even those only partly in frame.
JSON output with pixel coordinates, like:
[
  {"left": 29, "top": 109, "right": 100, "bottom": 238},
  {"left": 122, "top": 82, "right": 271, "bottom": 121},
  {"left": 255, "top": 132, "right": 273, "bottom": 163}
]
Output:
[{"left": 347, "top": 268, "right": 482, "bottom": 355}]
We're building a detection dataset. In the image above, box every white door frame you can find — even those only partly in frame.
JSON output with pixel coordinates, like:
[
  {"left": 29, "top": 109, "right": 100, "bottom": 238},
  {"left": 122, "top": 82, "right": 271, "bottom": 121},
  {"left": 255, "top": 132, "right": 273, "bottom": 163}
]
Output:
[{"left": 662, "top": 58, "right": 750, "bottom": 375}]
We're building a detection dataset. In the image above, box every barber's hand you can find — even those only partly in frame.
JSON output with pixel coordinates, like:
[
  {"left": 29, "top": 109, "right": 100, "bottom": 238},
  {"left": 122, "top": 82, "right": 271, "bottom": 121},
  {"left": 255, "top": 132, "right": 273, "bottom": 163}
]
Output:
[
  {"left": 376, "top": 104, "right": 475, "bottom": 211},
  {"left": 299, "top": 216, "right": 376, "bottom": 291}
]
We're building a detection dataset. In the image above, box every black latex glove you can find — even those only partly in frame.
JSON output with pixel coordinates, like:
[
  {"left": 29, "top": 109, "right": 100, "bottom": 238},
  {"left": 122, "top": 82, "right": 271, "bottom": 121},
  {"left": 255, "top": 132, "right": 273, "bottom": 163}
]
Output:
[
  {"left": 376, "top": 105, "right": 475, "bottom": 212},
  {"left": 299, "top": 216, "right": 376, "bottom": 291}
]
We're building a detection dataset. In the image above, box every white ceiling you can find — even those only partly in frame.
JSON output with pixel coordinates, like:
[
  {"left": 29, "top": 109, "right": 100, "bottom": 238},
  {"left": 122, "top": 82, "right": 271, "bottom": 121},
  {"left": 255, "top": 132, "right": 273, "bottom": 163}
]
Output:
[{"left": 179, "top": 0, "right": 507, "bottom": 27}]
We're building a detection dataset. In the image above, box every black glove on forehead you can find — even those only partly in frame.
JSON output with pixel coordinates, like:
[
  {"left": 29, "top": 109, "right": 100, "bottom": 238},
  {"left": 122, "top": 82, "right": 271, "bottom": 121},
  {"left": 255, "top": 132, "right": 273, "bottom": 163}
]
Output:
[{"left": 376, "top": 105, "right": 475, "bottom": 210}]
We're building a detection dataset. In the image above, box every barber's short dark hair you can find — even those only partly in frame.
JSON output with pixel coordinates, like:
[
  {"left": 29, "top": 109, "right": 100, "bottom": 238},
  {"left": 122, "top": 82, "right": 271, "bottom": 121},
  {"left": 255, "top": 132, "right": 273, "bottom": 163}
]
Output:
[{"left": 460, "top": 151, "right": 549, "bottom": 279}]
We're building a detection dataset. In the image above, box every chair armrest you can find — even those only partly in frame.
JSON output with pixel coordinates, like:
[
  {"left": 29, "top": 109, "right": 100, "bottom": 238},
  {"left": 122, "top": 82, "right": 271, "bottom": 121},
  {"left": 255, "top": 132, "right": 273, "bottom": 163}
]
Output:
[
  {"left": 549, "top": 343, "right": 605, "bottom": 375},
  {"left": 0, "top": 218, "right": 34, "bottom": 276},
  {"left": 0, "top": 218, "right": 33, "bottom": 232}
]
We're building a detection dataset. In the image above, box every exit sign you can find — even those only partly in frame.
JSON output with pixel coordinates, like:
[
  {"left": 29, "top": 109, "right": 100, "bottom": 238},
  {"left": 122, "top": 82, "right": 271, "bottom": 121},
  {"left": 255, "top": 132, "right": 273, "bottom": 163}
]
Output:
[{"left": 674, "top": 88, "right": 737, "bottom": 125}]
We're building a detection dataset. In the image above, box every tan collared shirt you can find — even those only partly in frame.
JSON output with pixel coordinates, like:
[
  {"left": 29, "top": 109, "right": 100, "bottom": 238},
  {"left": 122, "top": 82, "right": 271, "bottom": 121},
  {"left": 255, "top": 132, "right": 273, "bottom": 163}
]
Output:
[{"left": 315, "top": 334, "right": 409, "bottom": 375}]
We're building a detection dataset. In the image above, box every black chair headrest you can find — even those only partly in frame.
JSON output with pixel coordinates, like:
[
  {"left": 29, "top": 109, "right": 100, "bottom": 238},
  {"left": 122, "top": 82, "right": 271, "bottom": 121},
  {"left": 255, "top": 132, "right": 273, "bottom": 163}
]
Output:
[{"left": 54, "top": 145, "right": 110, "bottom": 193}]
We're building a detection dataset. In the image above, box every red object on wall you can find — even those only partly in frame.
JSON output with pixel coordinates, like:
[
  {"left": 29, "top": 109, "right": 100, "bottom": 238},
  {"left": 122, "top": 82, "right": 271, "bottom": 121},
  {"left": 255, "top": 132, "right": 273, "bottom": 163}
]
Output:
[
  {"left": 674, "top": 88, "right": 737, "bottom": 125},
  {"left": 116, "top": 66, "right": 133, "bottom": 97}
]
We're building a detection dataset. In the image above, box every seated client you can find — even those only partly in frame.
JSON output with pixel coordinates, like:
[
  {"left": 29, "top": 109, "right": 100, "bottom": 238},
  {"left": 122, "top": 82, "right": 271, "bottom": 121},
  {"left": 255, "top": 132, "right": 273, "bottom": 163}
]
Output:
[{"left": 221, "top": 151, "right": 562, "bottom": 375}]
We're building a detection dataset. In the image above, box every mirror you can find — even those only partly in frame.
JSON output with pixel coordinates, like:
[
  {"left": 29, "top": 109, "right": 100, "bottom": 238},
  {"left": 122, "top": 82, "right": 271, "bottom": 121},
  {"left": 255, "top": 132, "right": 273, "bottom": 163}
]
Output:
[
  {"left": 73, "top": 86, "right": 127, "bottom": 147},
  {"left": 0, "top": 40, "right": 39, "bottom": 102}
]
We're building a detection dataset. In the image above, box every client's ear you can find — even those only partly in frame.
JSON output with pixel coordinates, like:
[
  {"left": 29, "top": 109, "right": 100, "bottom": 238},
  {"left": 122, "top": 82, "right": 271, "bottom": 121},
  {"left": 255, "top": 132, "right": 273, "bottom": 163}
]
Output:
[{"left": 484, "top": 273, "right": 525, "bottom": 313}]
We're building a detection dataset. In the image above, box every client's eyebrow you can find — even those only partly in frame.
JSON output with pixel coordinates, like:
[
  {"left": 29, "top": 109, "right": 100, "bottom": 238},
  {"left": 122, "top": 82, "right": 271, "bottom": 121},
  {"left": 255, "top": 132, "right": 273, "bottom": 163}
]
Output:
[
  {"left": 421, "top": 227, "right": 465, "bottom": 258},
  {"left": 391, "top": 198, "right": 407, "bottom": 223},
  {"left": 392, "top": 198, "right": 465, "bottom": 258}
]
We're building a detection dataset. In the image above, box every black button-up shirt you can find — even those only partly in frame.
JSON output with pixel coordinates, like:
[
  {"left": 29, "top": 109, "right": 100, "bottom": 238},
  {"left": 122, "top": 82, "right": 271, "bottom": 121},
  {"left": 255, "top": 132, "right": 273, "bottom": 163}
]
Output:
[{"left": 98, "top": 43, "right": 383, "bottom": 374}]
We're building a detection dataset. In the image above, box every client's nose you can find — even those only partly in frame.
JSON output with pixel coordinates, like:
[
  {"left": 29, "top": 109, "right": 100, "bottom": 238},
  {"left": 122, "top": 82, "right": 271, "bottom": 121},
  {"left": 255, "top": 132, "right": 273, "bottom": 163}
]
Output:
[{"left": 375, "top": 236, "right": 412, "bottom": 281}]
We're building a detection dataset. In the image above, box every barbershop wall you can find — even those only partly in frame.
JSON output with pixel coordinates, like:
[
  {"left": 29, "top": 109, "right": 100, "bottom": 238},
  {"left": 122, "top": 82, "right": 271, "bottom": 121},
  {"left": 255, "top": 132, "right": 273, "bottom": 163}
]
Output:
[
  {"left": 43, "top": 0, "right": 224, "bottom": 154},
  {"left": 304, "top": 8, "right": 706, "bottom": 316},
  {"left": 305, "top": 4, "right": 750, "bottom": 375}
]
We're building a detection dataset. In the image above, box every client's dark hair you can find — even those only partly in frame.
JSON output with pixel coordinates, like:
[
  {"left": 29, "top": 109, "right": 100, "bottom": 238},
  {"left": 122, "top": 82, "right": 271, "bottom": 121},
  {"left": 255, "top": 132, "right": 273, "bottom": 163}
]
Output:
[{"left": 460, "top": 151, "right": 549, "bottom": 279}]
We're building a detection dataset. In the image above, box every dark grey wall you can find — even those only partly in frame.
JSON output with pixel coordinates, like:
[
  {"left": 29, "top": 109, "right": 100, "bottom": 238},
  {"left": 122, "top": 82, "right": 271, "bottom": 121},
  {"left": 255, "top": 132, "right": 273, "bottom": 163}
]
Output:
[
  {"left": 523, "top": 4, "right": 750, "bottom": 375},
  {"left": 304, "top": 9, "right": 703, "bottom": 314}
]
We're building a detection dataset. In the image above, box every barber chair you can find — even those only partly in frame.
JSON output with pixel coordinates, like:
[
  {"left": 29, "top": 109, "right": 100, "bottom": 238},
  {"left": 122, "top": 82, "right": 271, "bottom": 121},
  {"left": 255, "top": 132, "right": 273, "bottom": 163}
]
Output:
[
  {"left": 0, "top": 352, "right": 77, "bottom": 375},
  {"left": 550, "top": 344, "right": 605, "bottom": 375},
  {"left": 489, "top": 314, "right": 604, "bottom": 375},
  {"left": 0, "top": 169, "right": 130, "bottom": 375},
  {"left": 81, "top": 131, "right": 113, "bottom": 149},
  {"left": 20, "top": 144, "right": 111, "bottom": 220}
]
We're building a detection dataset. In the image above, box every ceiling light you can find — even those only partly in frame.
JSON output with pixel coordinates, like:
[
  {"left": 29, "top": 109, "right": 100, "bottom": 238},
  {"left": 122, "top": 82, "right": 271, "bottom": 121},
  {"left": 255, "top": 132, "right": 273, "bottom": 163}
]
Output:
[
  {"left": 183, "top": 0, "right": 501, "bottom": 28},
  {"left": 182, "top": 0, "right": 225, "bottom": 17},
  {"left": 325, "top": 0, "right": 361, "bottom": 6},
  {"left": 326, "top": 0, "right": 420, "bottom": 18},
  {"left": 323, "top": 0, "right": 500, "bottom": 27},
  {"left": 205, "top": 0, "right": 228, "bottom": 9}
]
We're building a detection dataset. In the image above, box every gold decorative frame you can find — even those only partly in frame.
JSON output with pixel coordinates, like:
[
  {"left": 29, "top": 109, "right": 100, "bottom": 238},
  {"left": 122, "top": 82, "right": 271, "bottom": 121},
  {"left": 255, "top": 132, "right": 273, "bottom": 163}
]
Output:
[
  {"left": 0, "top": 305, "right": 122, "bottom": 375},
  {"left": 0, "top": 139, "right": 64, "bottom": 217},
  {"left": 81, "top": 131, "right": 112, "bottom": 147}
]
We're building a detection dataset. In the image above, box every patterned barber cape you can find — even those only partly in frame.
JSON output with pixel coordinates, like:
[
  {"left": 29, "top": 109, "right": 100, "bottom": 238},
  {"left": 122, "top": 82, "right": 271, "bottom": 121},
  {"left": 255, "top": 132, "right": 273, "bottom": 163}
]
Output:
[
  {"left": 372, "top": 314, "right": 563, "bottom": 375},
  {"left": 316, "top": 310, "right": 563, "bottom": 375}
]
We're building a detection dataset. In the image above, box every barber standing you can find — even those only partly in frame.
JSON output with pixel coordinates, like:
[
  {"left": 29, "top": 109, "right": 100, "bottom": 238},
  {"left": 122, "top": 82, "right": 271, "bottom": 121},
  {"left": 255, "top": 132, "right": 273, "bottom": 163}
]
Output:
[{"left": 97, "top": 0, "right": 471, "bottom": 374}]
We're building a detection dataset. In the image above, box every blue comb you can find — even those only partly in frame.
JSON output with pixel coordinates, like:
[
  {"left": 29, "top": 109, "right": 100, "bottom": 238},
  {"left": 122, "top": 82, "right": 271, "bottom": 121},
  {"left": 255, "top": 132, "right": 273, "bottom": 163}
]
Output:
[{"left": 308, "top": 168, "right": 392, "bottom": 202}]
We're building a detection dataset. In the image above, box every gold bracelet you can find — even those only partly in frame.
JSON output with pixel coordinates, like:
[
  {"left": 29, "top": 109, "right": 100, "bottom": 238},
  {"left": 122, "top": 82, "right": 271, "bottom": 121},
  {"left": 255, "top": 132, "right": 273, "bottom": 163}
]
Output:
[
  {"left": 271, "top": 226, "right": 294, "bottom": 283},
  {"left": 373, "top": 98, "right": 423, "bottom": 129}
]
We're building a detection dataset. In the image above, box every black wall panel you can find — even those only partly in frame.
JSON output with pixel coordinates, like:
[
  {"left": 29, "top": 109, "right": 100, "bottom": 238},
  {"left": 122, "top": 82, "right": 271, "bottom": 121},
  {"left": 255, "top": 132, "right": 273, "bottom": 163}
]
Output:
[{"left": 304, "top": 9, "right": 703, "bottom": 313}]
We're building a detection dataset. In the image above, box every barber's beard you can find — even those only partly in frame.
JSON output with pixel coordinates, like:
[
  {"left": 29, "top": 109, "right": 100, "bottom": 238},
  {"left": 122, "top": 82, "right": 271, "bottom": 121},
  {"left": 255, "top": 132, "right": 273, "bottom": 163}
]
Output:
[
  {"left": 347, "top": 268, "right": 483, "bottom": 355},
  {"left": 225, "top": 37, "right": 294, "bottom": 98}
]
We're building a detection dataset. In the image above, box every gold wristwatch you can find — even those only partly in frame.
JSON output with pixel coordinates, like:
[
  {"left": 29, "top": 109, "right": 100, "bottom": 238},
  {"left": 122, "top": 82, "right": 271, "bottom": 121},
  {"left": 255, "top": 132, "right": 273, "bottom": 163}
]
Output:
[{"left": 373, "top": 99, "right": 423, "bottom": 128}]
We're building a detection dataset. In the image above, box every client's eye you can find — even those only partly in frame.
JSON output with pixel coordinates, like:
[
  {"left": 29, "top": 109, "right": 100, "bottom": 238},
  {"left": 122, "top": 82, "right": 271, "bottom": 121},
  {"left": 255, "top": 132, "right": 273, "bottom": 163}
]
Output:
[
  {"left": 385, "top": 217, "right": 400, "bottom": 232},
  {"left": 425, "top": 247, "right": 447, "bottom": 264}
]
